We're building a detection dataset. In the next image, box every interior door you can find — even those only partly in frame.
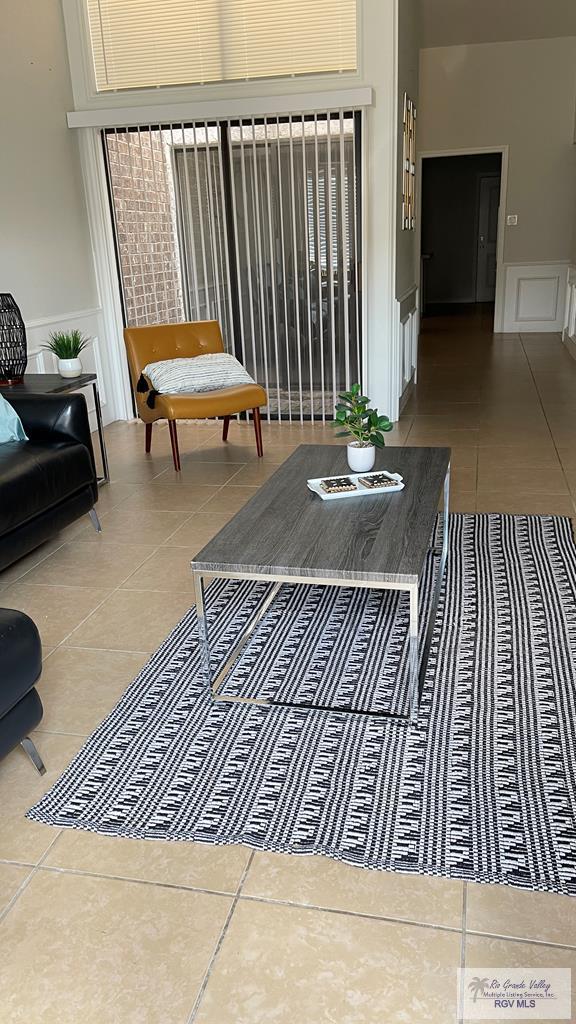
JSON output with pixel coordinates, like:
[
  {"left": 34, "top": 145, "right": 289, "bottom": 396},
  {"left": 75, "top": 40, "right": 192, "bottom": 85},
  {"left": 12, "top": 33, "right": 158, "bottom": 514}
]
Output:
[{"left": 476, "top": 174, "right": 500, "bottom": 302}]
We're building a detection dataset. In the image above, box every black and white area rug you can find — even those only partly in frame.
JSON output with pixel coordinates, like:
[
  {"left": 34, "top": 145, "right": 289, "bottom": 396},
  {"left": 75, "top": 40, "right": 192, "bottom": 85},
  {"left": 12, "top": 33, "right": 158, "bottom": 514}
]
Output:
[{"left": 29, "top": 515, "right": 576, "bottom": 895}]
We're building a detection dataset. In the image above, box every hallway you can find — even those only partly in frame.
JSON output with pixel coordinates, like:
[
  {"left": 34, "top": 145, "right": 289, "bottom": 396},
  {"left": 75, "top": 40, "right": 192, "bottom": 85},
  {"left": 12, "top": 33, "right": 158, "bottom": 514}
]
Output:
[{"left": 403, "top": 308, "right": 576, "bottom": 519}]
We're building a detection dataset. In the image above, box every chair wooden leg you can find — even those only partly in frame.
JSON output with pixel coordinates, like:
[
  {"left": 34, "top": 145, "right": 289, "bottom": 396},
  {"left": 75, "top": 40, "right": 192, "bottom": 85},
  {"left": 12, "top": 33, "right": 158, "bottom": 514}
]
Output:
[
  {"left": 252, "top": 407, "right": 263, "bottom": 458},
  {"left": 168, "top": 420, "right": 181, "bottom": 471},
  {"left": 145, "top": 422, "right": 152, "bottom": 453},
  {"left": 222, "top": 416, "right": 231, "bottom": 442}
]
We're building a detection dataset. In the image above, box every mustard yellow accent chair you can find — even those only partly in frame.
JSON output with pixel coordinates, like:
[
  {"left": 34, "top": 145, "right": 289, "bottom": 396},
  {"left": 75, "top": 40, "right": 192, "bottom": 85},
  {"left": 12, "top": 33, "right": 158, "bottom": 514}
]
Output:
[{"left": 124, "top": 321, "right": 267, "bottom": 471}]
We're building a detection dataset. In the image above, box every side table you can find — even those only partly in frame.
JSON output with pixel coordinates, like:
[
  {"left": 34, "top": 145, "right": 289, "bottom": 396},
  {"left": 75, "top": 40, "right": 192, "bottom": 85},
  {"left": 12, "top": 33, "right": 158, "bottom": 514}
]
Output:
[{"left": 0, "top": 373, "right": 110, "bottom": 485}]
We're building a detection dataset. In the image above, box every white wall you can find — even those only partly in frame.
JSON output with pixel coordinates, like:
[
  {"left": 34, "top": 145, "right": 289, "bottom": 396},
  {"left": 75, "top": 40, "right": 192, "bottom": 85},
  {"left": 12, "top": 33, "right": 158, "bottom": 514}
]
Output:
[
  {"left": 0, "top": 0, "right": 97, "bottom": 319},
  {"left": 395, "top": 0, "right": 420, "bottom": 301},
  {"left": 0, "top": 0, "right": 118, "bottom": 425},
  {"left": 419, "top": 36, "right": 576, "bottom": 331},
  {"left": 419, "top": 37, "right": 576, "bottom": 265}
]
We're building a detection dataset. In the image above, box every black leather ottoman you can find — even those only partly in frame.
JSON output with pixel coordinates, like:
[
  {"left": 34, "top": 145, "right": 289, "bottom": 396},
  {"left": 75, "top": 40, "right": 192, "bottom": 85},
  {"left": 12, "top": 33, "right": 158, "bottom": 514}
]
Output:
[{"left": 0, "top": 608, "right": 45, "bottom": 774}]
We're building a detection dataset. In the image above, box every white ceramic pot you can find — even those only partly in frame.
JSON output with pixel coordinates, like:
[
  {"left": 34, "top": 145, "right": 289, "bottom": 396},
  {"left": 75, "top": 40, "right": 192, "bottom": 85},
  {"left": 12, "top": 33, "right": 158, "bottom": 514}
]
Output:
[
  {"left": 347, "top": 442, "right": 376, "bottom": 473},
  {"left": 58, "top": 357, "right": 82, "bottom": 379}
]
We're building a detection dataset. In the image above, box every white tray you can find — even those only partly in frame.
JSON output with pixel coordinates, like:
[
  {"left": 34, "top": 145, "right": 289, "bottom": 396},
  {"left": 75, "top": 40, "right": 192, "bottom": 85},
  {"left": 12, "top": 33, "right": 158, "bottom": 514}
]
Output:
[{"left": 307, "top": 470, "right": 405, "bottom": 501}]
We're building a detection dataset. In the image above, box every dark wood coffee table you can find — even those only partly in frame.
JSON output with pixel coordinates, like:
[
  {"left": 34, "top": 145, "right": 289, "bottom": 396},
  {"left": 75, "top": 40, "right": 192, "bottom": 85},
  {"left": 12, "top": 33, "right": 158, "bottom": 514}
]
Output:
[{"left": 192, "top": 445, "right": 451, "bottom": 723}]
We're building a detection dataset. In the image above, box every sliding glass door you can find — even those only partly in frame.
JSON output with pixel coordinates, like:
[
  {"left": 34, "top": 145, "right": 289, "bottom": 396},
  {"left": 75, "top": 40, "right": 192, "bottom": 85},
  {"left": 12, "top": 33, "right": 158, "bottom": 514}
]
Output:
[{"left": 103, "top": 111, "right": 362, "bottom": 421}]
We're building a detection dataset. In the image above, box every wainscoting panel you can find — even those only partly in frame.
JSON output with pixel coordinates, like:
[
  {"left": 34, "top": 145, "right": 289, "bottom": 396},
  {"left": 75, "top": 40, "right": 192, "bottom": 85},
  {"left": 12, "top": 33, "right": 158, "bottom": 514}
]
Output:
[
  {"left": 23, "top": 308, "right": 114, "bottom": 430},
  {"left": 502, "top": 263, "right": 569, "bottom": 333},
  {"left": 562, "top": 265, "right": 576, "bottom": 351},
  {"left": 391, "top": 287, "right": 418, "bottom": 420}
]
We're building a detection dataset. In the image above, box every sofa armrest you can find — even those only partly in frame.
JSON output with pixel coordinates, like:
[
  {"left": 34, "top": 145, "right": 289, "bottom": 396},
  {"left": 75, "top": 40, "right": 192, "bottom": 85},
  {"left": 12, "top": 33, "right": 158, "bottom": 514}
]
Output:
[
  {"left": 4, "top": 393, "right": 98, "bottom": 493},
  {"left": 5, "top": 392, "right": 92, "bottom": 445}
]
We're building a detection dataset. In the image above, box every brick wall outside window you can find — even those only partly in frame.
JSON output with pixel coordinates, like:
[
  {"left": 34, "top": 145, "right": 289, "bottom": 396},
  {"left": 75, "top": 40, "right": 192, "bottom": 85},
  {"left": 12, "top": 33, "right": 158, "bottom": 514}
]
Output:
[{"left": 106, "top": 130, "right": 185, "bottom": 326}]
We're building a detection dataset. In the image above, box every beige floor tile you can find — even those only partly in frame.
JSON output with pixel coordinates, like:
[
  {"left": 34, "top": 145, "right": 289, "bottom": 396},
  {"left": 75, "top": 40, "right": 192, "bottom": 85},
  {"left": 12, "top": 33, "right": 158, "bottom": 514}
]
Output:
[
  {"left": 467, "top": 882, "right": 576, "bottom": 947},
  {"left": 478, "top": 446, "right": 561, "bottom": 471},
  {"left": 477, "top": 465, "right": 568, "bottom": 495},
  {"left": 0, "top": 584, "right": 111, "bottom": 647},
  {"left": 547, "top": 425, "right": 576, "bottom": 447},
  {"left": 0, "top": 863, "right": 31, "bottom": 914},
  {"left": 225, "top": 461, "right": 283, "bottom": 486},
  {"left": 464, "top": 935, "right": 576, "bottom": 1023},
  {"left": 249, "top": 444, "right": 299, "bottom": 464},
  {"left": 121, "top": 547, "right": 196, "bottom": 592},
  {"left": 71, "top": 508, "right": 192, "bottom": 546},
  {"left": 558, "top": 448, "right": 576, "bottom": 472},
  {"left": 244, "top": 852, "right": 463, "bottom": 928},
  {"left": 155, "top": 461, "right": 246, "bottom": 485},
  {"left": 0, "top": 870, "right": 231, "bottom": 1024},
  {"left": 406, "top": 427, "right": 480, "bottom": 448},
  {"left": 448, "top": 447, "right": 479, "bottom": 471},
  {"left": 195, "top": 899, "right": 461, "bottom": 1024},
  {"left": 475, "top": 495, "right": 575, "bottom": 516},
  {"left": 18, "top": 542, "right": 156, "bottom": 589},
  {"left": 563, "top": 470, "right": 576, "bottom": 495},
  {"left": 118, "top": 482, "right": 220, "bottom": 512},
  {"left": 107, "top": 454, "right": 173, "bottom": 484},
  {"left": 199, "top": 485, "right": 260, "bottom": 516},
  {"left": 91, "top": 481, "right": 140, "bottom": 513},
  {"left": 0, "top": 538, "right": 66, "bottom": 587},
  {"left": 0, "top": 733, "right": 80, "bottom": 864},
  {"left": 37, "top": 648, "right": 147, "bottom": 735},
  {"left": 165, "top": 513, "right": 238, "bottom": 550},
  {"left": 45, "top": 832, "right": 251, "bottom": 892},
  {"left": 450, "top": 466, "right": 477, "bottom": 490},
  {"left": 411, "top": 411, "right": 482, "bottom": 429},
  {"left": 477, "top": 425, "right": 553, "bottom": 446},
  {"left": 182, "top": 441, "right": 261, "bottom": 463},
  {"left": 450, "top": 492, "right": 477, "bottom": 512},
  {"left": 64, "top": 589, "right": 193, "bottom": 652}
]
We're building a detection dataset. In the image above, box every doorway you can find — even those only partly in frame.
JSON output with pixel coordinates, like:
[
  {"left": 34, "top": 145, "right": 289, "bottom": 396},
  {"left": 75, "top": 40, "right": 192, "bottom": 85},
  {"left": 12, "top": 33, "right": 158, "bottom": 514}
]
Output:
[{"left": 420, "top": 152, "right": 502, "bottom": 326}]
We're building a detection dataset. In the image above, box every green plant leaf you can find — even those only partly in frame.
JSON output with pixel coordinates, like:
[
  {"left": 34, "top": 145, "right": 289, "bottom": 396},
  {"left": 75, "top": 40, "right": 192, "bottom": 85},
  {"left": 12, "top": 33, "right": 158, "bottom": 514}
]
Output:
[{"left": 43, "top": 329, "right": 89, "bottom": 359}]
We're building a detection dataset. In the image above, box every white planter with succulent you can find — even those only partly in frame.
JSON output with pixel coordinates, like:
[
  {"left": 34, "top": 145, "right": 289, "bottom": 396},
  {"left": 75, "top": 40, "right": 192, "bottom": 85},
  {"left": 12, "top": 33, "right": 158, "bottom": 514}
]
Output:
[
  {"left": 332, "top": 383, "right": 393, "bottom": 472},
  {"left": 44, "top": 330, "right": 90, "bottom": 379}
]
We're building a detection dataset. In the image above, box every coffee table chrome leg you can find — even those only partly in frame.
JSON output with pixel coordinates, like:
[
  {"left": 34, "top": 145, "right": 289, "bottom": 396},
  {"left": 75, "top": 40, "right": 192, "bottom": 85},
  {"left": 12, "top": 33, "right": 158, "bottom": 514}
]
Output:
[
  {"left": 92, "top": 381, "right": 110, "bottom": 485},
  {"left": 210, "top": 581, "right": 283, "bottom": 698},
  {"left": 419, "top": 464, "right": 451, "bottom": 699},
  {"left": 194, "top": 572, "right": 212, "bottom": 689},
  {"left": 408, "top": 584, "right": 419, "bottom": 722}
]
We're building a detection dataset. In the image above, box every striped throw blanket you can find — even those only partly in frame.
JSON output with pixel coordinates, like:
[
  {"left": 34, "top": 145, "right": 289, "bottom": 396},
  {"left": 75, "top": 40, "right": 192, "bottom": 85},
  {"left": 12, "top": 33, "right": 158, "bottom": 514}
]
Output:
[{"left": 137, "top": 353, "right": 255, "bottom": 407}]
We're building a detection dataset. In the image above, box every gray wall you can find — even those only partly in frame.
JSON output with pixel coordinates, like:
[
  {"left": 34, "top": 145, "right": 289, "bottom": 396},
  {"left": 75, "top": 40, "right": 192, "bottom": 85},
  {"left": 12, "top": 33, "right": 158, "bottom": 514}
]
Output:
[
  {"left": 0, "top": 0, "right": 97, "bottom": 320},
  {"left": 419, "top": 36, "right": 576, "bottom": 266},
  {"left": 395, "top": 0, "right": 420, "bottom": 299},
  {"left": 421, "top": 152, "right": 501, "bottom": 305}
]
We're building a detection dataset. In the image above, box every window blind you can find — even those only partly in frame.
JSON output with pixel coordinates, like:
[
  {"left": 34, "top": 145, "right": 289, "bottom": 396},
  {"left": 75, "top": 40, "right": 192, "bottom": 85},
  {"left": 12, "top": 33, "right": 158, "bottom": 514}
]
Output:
[
  {"left": 87, "top": 0, "right": 357, "bottom": 93},
  {"left": 103, "top": 112, "right": 362, "bottom": 422}
]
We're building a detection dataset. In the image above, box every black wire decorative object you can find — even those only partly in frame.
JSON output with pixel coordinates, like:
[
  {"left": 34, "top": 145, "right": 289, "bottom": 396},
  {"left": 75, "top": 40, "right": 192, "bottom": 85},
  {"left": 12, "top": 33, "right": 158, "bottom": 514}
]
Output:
[{"left": 0, "top": 294, "right": 27, "bottom": 385}]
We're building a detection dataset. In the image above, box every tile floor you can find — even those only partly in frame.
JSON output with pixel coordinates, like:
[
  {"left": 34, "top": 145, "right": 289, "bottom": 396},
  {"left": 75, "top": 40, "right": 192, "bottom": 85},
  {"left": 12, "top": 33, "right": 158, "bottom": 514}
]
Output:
[{"left": 1, "top": 309, "right": 576, "bottom": 1022}]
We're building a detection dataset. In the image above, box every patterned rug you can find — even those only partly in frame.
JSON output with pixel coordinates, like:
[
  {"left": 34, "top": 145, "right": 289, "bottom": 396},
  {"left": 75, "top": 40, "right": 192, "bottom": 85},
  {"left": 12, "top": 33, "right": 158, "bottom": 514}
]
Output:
[{"left": 29, "top": 515, "right": 576, "bottom": 895}]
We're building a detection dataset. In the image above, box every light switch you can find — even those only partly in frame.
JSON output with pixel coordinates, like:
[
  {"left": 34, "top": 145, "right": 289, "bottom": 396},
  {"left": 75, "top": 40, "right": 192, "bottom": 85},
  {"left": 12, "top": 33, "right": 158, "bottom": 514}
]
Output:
[{"left": 506, "top": 214, "right": 518, "bottom": 226}]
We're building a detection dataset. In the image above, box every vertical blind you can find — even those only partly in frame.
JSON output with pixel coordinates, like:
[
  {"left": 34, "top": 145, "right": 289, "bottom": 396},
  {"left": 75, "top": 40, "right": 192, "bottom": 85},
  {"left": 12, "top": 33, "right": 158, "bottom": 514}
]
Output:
[
  {"left": 87, "top": 0, "right": 357, "bottom": 92},
  {"left": 103, "top": 111, "right": 362, "bottom": 421}
]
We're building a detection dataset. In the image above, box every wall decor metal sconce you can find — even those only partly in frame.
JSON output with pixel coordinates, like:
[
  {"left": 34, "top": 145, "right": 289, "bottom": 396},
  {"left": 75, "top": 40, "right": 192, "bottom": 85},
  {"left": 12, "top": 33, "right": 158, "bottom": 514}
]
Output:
[{"left": 402, "top": 94, "right": 416, "bottom": 231}]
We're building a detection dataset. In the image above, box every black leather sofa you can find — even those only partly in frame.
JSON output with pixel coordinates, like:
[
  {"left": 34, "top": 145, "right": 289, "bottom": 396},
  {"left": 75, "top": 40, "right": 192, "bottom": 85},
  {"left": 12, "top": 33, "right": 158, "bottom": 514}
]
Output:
[
  {"left": 0, "top": 392, "right": 100, "bottom": 572},
  {"left": 0, "top": 608, "right": 45, "bottom": 773}
]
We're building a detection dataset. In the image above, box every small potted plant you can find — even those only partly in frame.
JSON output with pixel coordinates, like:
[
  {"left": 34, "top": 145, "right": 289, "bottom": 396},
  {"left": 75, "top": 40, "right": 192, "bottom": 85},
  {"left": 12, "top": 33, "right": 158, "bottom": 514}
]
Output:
[
  {"left": 44, "top": 330, "right": 90, "bottom": 379},
  {"left": 332, "top": 383, "right": 393, "bottom": 472}
]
